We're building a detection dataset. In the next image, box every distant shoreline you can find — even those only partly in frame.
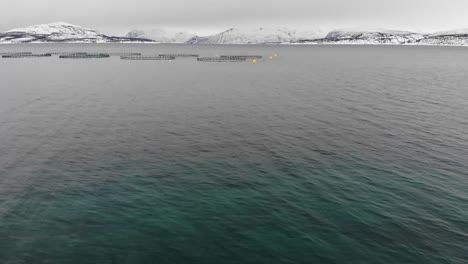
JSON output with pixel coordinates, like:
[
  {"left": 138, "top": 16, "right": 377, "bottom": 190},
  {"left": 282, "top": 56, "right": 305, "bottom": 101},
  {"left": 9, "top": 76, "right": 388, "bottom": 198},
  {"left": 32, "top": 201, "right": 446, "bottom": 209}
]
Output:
[{"left": 1, "top": 42, "right": 468, "bottom": 47}]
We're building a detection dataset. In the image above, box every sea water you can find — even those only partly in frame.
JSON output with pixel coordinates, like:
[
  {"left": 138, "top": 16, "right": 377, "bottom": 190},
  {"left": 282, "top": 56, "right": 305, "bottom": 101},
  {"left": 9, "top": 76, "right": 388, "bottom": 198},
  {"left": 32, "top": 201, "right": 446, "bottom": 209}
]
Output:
[{"left": 0, "top": 44, "right": 467, "bottom": 263}]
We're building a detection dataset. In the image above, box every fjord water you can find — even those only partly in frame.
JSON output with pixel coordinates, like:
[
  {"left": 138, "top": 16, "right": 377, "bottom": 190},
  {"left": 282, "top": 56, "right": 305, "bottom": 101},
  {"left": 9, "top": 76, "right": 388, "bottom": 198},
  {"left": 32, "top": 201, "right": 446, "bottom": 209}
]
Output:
[{"left": 0, "top": 44, "right": 467, "bottom": 264}]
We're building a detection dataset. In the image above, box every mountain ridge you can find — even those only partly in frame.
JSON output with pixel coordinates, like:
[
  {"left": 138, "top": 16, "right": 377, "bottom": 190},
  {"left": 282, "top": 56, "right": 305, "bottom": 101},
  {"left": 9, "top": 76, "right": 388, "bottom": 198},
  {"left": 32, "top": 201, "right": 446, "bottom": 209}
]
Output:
[
  {"left": 1, "top": 22, "right": 468, "bottom": 45},
  {"left": 0, "top": 22, "right": 153, "bottom": 43},
  {"left": 125, "top": 28, "right": 196, "bottom": 43},
  {"left": 184, "top": 27, "right": 325, "bottom": 44}
]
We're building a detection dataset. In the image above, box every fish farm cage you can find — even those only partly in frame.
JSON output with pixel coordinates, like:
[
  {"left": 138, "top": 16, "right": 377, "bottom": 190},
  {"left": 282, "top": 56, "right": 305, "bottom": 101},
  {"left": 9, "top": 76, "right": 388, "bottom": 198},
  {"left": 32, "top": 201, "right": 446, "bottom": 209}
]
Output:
[
  {"left": 120, "top": 55, "right": 175, "bottom": 60},
  {"left": 2, "top": 53, "right": 52, "bottom": 58},
  {"left": 59, "top": 53, "right": 111, "bottom": 59},
  {"left": 197, "top": 57, "right": 247, "bottom": 62},
  {"left": 0, "top": 52, "right": 33, "bottom": 55},
  {"left": 159, "top": 54, "right": 199, "bottom": 57},
  {"left": 106, "top": 52, "right": 142, "bottom": 56},
  {"left": 220, "top": 55, "right": 263, "bottom": 59},
  {"left": 46, "top": 52, "right": 141, "bottom": 56},
  {"left": 0, "top": 52, "right": 264, "bottom": 62},
  {"left": 47, "top": 52, "right": 88, "bottom": 55}
]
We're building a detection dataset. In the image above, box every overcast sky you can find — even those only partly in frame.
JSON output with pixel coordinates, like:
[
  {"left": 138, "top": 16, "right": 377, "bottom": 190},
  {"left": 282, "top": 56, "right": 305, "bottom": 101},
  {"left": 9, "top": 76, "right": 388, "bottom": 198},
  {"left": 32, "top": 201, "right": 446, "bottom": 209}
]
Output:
[{"left": 1, "top": 0, "right": 468, "bottom": 35}]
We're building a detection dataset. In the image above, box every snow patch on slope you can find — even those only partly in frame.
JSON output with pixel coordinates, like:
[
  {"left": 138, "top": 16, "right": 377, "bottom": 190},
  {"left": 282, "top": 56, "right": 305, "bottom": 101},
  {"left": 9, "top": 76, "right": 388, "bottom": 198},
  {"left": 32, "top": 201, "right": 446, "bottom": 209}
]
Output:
[
  {"left": 125, "top": 28, "right": 196, "bottom": 43},
  {"left": 7, "top": 22, "right": 100, "bottom": 36},
  {"left": 323, "top": 29, "right": 425, "bottom": 44},
  {"left": 419, "top": 29, "right": 468, "bottom": 46},
  {"left": 1, "top": 22, "right": 152, "bottom": 43},
  {"left": 187, "top": 27, "right": 325, "bottom": 44}
]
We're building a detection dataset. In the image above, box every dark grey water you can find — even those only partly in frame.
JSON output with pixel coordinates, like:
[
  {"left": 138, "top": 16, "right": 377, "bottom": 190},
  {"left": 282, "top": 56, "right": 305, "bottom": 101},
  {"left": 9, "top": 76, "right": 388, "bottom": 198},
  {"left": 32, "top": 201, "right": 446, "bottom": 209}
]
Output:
[{"left": 0, "top": 44, "right": 467, "bottom": 264}]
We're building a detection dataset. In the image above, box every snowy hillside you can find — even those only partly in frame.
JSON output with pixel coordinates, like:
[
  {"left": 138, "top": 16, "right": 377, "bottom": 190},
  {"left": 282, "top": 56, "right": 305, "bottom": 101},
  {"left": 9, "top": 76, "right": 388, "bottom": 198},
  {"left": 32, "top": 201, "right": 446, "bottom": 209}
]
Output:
[
  {"left": 419, "top": 29, "right": 468, "bottom": 46},
  {"left": 319, "top": 29, "right": 425, "bottom": 45},
  {"left": 0, "top": 22, "right": 153, "bottom": 43},
  {"left": 186, "top": 27, "right": 325, "bottom": 44},
  {"left": 125, "top": 28, "right": 196, "bottom": 43},
  {"left": 2, "top": 23, "right": 468, "bottom": 45}
]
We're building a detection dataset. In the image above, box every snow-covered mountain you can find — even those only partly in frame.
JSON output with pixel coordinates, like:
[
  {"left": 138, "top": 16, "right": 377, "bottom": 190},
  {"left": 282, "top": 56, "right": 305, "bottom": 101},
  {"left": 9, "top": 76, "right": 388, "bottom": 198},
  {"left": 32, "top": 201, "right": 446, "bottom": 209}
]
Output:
[
  {"left": 418, "top": 29, "right": 468, "bottom": 46},
  {"left": 125, "top": 28, "right": 196, "bottom": 43},
  {"left": 0, "top": 22, "right": 153, "bottom": 43},
  {"left": 186, "top": 27, "right": 325, "bottom": 44},
  {"left": 315, "top": 29, "right": 425, "bottom": 45},
  {"left": 2, "top": 23, "right": 468, "bottom": 46}
]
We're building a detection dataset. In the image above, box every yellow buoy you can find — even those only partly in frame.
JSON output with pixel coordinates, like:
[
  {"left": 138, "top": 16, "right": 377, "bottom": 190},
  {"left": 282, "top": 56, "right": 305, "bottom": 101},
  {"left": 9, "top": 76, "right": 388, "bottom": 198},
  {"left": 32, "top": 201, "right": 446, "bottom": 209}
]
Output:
[
  {"left": 252, "top": 59, "right": 257, "bottom": 64},
  {"left": 269, "top": 56, "right": 273, "bottom": 60}
]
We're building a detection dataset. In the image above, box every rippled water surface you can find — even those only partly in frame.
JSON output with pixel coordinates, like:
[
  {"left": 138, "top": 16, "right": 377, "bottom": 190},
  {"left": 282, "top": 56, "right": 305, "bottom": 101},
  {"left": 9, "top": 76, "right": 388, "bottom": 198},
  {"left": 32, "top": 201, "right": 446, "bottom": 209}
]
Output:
[{"left": 0, "top": 44, "right": 467, "bottom": 263}]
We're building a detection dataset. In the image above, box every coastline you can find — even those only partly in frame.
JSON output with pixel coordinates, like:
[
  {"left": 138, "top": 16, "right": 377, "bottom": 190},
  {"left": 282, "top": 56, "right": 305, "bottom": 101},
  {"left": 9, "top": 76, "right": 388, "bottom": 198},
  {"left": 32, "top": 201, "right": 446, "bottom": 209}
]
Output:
[{"left": 1, "top": 42, "right": 468, "bottom": 47}]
